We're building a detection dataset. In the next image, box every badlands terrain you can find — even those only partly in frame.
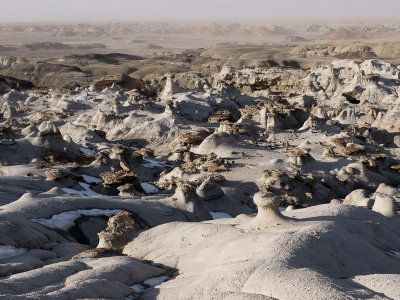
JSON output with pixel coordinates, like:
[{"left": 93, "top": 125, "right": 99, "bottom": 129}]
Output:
[{"left": 0, "top": 21, "right": 400, "bottom": 299}]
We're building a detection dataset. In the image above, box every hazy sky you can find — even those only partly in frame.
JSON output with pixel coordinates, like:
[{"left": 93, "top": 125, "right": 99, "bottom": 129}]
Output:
[{"left": 2, "top": 0, "right": 400, "bottom": 23}]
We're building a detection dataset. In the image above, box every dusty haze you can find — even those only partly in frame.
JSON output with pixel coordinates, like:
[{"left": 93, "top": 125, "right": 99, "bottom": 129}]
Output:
[{"left": 2, "top": 0, "right": 400, "bottom": 22}]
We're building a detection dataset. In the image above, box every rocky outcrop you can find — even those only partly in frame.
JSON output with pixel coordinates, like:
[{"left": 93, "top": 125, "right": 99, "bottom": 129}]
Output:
[
  {"left": 159, "top": 76, "right": 184, "bottom": 101},
  {"left": 288, "top": 148, "right": 314, "bottom": 165},
  {"left": 250, "top": 191, "right": 289, "bottom": 228},
  {"left": 0, "top": 56, "right": 28, "bottom": 70},
  {"left": 97, "top": 211, "right": 135, "bottom": 251},
  {"left": 171, "top": 181, "right": 212, "bottom": 221},
  {"left": 0, "top": 75, "right": 34, "bottom": 91},
  {"left": 0, "top": 62, "right": 93, "bottom": 88},
  {"left": 93, "top": 74, "right": 155, "bottom": 96},
  {"left": 100, "top": 170, "right": 142, "bottom": 191},
  {"left": 196, "top": 176, "right": 224, "bottom": 200}
]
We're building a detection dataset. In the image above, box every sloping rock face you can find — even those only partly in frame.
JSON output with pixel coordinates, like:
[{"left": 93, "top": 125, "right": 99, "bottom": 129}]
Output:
[
  {"left": 61, "top": 53, "right": 144, "bottom": 66},
  {"left": 0, "top": 256, "right": 168, "bottom": 299},
  {"left": 124, "top": 205, "right": 400, "bottom": 300},
  {"left": 93, "top": 74, "right": 155, "bottom": 96},
  {"left": 0, "top": 62, "right": 93, "bottom": 88},
  {"left": 0, "top": 75, "right": 34, "bottom": 91}
]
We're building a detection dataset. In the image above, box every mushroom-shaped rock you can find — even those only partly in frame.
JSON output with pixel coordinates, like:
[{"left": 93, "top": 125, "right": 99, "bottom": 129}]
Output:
[
  {"left": 196, "top": 177, "right": 224, "bottom": 200},
  {"left": 44, "top": 169, "right": 64, "bottom": 181},
  {"left": 117, "top": 183, "right": 141, "bottom": 196},
  {"left": 179, "top": 128, "right": 214, "bottom": 146},
  {"left": 250, "top": 192, "right": 290, "bottom": 228},
  {"left": 109, "top": 144, "right": 141, "bottom": 170},
  {"left": 97, "top": 211, "right": 135, "bottom": 252},
  {"left": 110, "top": 144, "right": 129, "bottom": 156},
  {"left": 288, "top": 148, "right": 314, "bottom": 165},
  {"left": 173, "top": 181, "right": 198, "bottom": 202},
  {"left": 171, "top": 181, "right": 212, "bottom": 221},
  {"left": 168, "top": 150, "right": 195, "bottom": 163},
  {"left": 100, "top": 169, "right": 142, "bottom": 193}
]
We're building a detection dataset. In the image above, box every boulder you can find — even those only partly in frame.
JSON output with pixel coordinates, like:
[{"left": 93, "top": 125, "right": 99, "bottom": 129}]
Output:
[
  {"left": 97, "top": 211, "right": 135, "bottom": 252},
  {"left": 196, "top": 177, "right": 224, "bottom": 200}
]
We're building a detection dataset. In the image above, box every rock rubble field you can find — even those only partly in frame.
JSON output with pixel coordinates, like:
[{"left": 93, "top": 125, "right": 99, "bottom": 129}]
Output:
[{"left": 0, "top": 56, "right": 400, "bottom": 299}]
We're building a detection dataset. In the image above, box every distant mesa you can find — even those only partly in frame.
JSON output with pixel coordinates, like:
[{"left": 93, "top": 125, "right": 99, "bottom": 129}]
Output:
[
  {"left": 22, "top": 42, "right": 74, "bottom": 51},
  {"left": 285, "top": 36, "right": 310, "bottom": 43},
  {"left": 304, "top": 23, "right": 328, "bottom": 33},
  {"left": 131, "top": 39, "right": 146, "bottom": 43},
  {"left": 140, "top": 43, "right": 164, "bottom": 50},
  {"left": 21, "top": 42, "right": 107, "bottom": 51},
  {"left": 0, "top": 61, "right": 90, "bottom": 88},
  {"left": 335, "top": 51, "right": 378, "bottom": 59},
  {"left": 74, "top": 43, "right": 107, "bottom": 50},
  {"left": 62, "top": 53, "right": 144, "bottom": 66},
  {"left": 0, "top": 45, "right": 16, "bottom": 51},
  {"left": 323, "top": 30, "right": 364, "bottom": 40}
]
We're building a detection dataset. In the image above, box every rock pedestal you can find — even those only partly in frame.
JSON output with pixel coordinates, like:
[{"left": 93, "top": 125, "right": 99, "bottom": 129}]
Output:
[
  {"left": 97, "top": 211, "right": 135, "bottom": 252},
  {"left": 252, "top": 192, "right": 288, "bottom": 228}
]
